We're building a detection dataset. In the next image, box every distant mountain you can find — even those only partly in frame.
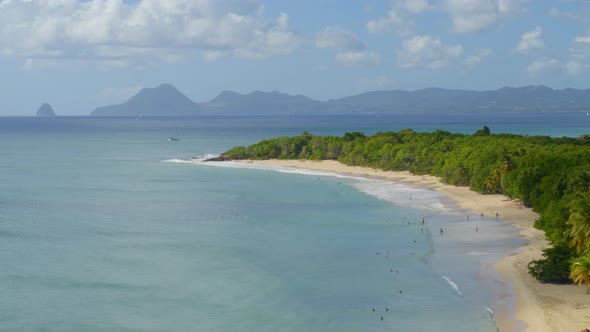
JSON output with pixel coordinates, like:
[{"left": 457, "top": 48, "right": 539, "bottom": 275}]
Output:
[
  {"left": 204, "top": 90, "right": 323, "bottom": 115},
  {"left": 36, "top": 103, "right": 56, "bottom": 116},
  {"left": 90, "top": 84, "right": 590, "bottom": 116},
  {"left": 328, "top": 86, "right": 590, "bottom": 113},
  {"left": 91, "top": 84, "right": 199, "bottom": 116}
]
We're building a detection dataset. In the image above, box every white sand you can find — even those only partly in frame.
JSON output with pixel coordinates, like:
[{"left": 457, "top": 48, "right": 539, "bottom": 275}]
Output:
[{"left": 239, "top": 159, "right": 590, "bottom": 332}]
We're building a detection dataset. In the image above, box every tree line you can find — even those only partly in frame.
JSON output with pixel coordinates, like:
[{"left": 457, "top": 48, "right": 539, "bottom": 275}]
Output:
[{"left": 221, "top": 127, "right": 590, "bottom": 290}]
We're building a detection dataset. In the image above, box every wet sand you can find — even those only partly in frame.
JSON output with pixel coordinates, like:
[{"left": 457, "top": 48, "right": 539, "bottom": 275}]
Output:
[{"left": 239, "top": 159, "right": 590, "bottom": 332}]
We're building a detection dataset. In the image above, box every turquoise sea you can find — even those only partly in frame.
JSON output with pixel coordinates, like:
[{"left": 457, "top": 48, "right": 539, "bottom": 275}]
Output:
[{"left": 1, "top": 113, "right": 588, "bottom": 331}]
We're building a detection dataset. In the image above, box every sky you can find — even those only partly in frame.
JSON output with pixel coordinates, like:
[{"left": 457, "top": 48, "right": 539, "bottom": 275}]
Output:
[{"left": 1, "top": 0, "right": 590, "bottom": 115}]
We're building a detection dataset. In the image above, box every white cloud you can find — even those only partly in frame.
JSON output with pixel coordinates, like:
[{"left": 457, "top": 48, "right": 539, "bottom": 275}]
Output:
[
  {"left": 526, "top": 58, "right": 586, "bottom": 76},
  {"left": 397, "top": 35, "right": 463, "bottom": 69},
  {"left": 464, "top": 48, "right": 492, "bottom": 65},
  {"left": 316, "top": 26, "right": 381, "bottom": 66},
  {"left": 444, "top": 0, "right": 528, "bottom": 34},
  {"left": 367, "top": 9, "right": 413, "bottom": 35},
  {"left": 527, "top": 58, "right": 562, "bottom": 76},
  {"left": 496, "top": 0, "right": 528, "bottom": 16},
  {"left": 516, "top": 26, "right": 544, "bottom": 53},
  {"left": 367, "top": 0, "right": 429, "bottom": 36},
  {"left": 398, "top": 0, "right": 429, "bottom": 14},
  {"left": 565, "top": 60, "right": 584, "bottom": 75},
  {"left": 336, "top": 51, "right": 381, "bottom": 66},
  {"left": 23, "top": 58, "right": 134, "bottom": 71},
  {"left": 0, "top": 0, "right": 303, "bottom": 68},
  {"left": 316, "top": 26, "right": 365, "bottom": 51},
  {"left": 570, "top": 32, "right": 590, "bottom": 59}
]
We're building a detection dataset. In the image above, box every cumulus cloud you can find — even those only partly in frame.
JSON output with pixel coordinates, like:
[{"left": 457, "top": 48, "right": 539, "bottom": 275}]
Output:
[
  {"left": 0, "top": 0, "right": 303, "bottom": 68},
  {"left": 316, "top": 26, "right": 381, "bottom": 66},
  {"left": 397, "top": 35, "right": 463, "bottom": 69},
  {"left": 398, "top": 0, "right": 429, "bottom": 14},
  {"left": 336, "top": 51, "right": 381, "bottom": 66},
  {"left": 464, "top": 48, "right": 492, "bottom": 65},
  {"left": 516, "top": 26, "right": 544, "bottom": 53},
  {"left": 366, "top": 1, "right": 429, "bottom": 36},
  {"left": 527, "top": 58, "right": 585, "bottom": 76},
  {"left": 444, "top": 0, "right": 528, "bottom": 34},
  {"left": 565, "top": 60, "right": 584, "bottom": 75},
  {"left": 367, "top": 9, "right": 413, "bottom": 35},
  {"left": 316, "top": 26, "right": 365, "bottom": 51},
  {"left": 570, "top": 32, "right": 590, "bottom": 59},
  {"left": 527, "top": 58, "right": 562, "bottom": 76}
]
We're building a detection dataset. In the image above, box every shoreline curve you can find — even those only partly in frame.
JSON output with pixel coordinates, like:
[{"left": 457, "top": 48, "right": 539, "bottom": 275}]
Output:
[{"left": 234, "top": 159, "right": 588, "bottom": 332}]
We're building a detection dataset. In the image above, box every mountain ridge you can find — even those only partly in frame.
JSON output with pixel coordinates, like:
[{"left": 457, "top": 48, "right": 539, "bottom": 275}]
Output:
[{"left": 90, "top": 84, "right": 590, "bottom": 116}]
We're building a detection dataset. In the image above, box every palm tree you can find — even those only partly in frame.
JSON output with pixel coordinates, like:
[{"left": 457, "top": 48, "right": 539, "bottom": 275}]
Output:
[
  {"left": 485, "top": 165, "right": 503, "bottom": 192},
  {"left": 484, "top": 176, "right": 497, "bottom": 192},
  {"left": 501, "top": 155, "right": 514, "bottom": 175},
  {"left": 570, "top": 256, "right": 590, "bottom": 293},
  {"left": 567, "top": 193, "right": 590, "bottom": 254},
  {"left": 572, "top": 170, "right": 590, "bottom": 194}
]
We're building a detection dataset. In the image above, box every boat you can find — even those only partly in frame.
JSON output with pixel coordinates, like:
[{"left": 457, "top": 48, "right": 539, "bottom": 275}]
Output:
[{"left": 168, "top": 137, "right": 180, "bottom": 141}]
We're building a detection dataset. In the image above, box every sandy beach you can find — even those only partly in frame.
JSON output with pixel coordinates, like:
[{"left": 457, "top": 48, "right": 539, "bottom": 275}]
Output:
[{"left": 240, "top": 159, "right": 589, "bottom": 332}]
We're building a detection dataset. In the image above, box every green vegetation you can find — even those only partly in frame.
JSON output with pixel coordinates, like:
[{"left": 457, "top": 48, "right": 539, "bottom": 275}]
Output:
[{"left": 221, "top": 128, "right": 590, "bottom": 286}]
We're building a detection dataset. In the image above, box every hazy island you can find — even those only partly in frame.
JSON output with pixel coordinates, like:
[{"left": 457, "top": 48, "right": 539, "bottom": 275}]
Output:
[
  {"left": 90, "top": 83, "right": 590, "bottom": 117},
  {"left": 36, "top": 103, "right": 57, "bottom": 117},
  {"left": 215, "top": 128, "right": 590, "bottom": 330}
]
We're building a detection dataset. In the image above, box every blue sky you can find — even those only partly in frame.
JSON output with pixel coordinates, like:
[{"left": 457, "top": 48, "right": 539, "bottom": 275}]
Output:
[{"left": 1, "top": 0, "right": 590, "bottom": 115}]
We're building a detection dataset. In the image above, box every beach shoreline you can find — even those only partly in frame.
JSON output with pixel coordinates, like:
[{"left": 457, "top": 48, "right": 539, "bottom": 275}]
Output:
[{"left": 235, "top": 159, "right": 589, "bottom": 332}]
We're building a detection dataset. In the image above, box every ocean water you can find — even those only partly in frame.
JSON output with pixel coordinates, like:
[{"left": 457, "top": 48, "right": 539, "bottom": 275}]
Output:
[{"left": 0, "top": 114, "right": 586, "bottom": 331}]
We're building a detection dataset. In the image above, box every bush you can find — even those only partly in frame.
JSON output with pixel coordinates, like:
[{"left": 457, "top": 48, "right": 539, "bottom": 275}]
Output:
[{"left": 528, "top": 244, "right": 574, "bottom": 283}]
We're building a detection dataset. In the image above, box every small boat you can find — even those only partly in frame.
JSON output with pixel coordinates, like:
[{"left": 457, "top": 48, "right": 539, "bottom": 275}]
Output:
[{"left": 168, "top": 137, "right": 180, "bottom": 141}]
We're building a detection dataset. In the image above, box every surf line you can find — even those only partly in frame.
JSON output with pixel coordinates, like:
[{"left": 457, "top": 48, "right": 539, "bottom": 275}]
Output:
[{"left": 442, "top": 276, "right": 463, "bottom": 296}]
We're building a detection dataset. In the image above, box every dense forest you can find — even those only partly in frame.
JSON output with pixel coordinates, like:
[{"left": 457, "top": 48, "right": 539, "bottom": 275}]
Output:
[{"left": 220, "top": 127, "right": 590, "bottom": 288}]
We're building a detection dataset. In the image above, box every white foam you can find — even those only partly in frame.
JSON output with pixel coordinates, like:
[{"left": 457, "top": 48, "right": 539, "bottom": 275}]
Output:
[
  {"left": 482, "top": 305, "right": 499, "bottom": 331},
  {"left": 442, "top": 276, "right": 463, "bottom": 296},
  {"left": 173, "top": 157, "right": 363, "bottom": 179},
  {"left": 194, "top": 154, "right": 221, "bottom": 161},
  {"left": 352, "top": 178, "right": 449, "bottom": 212},
  {"left": 163, "top": 158, "right": 193, "bottom": 164}
]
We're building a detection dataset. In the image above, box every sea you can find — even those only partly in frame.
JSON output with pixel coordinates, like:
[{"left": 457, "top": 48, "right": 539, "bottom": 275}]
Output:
[{"left": 0, "top": 112, "right": 588, "bottom": 332}]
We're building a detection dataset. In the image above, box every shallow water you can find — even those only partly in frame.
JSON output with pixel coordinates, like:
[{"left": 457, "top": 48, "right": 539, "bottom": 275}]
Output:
[{"left": 0, "top": 115, "right": 576, "bottom": 331}]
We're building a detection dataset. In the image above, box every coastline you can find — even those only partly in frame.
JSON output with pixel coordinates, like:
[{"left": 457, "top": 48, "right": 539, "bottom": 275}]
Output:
[{"left": 236, "top": 159, "right": 589, "bottom": 332}]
